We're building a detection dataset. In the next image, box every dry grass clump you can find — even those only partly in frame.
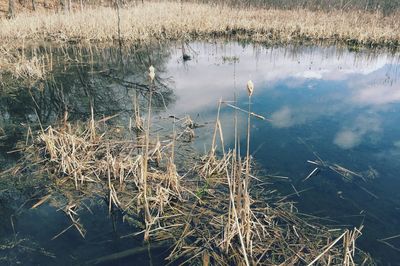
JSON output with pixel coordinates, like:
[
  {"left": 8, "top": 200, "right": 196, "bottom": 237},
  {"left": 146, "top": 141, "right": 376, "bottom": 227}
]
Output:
[
  {"left": 6, "top": 93, "right": 374, "bottom": 264},
  {"left": 13, "top": 56, "right": 46, "bottom": 80},
  {"left": 0, "top": 44, "right": 47, "bottom": 81},
  {"left": 19, "top": 112, "right": 184, "bottom": 235},
  {"left": 0, "top": 1, "right": 399, "bottom": 48},
  {"left": 16, "top": 119, "right": 371, "bottom": 264}
]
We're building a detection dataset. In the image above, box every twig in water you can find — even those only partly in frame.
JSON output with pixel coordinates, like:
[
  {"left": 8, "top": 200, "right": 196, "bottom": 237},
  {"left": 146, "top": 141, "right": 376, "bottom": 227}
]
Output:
[{"left": 303, "top": 167, "right": 319, "bottom": 182}]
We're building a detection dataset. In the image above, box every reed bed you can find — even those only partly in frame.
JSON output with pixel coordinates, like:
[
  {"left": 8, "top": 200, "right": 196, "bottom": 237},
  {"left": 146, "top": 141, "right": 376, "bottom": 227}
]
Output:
[
  {"left": 0, "top": 44, "right": 48, "bottom": 82},
  {"left": 0, "top": 1, "right": 399, "bottom": 48},
  {"left": 1, "top": 1, "right": 399, "bottom": 81},
  {"left": 4, "top": 69, "right": 374, "bottom": 264}
]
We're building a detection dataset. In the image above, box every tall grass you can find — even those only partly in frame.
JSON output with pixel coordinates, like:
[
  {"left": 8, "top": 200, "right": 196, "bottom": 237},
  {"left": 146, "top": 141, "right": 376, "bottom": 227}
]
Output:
[
  {"left": 3, "top": 0, "right": 398, "bottom": 15},
  {"left": 186, "top": 0, "right": 400, "bottom": 15},
  {"left": 0, "top": 1, "right": 399, "bottom": 47}
]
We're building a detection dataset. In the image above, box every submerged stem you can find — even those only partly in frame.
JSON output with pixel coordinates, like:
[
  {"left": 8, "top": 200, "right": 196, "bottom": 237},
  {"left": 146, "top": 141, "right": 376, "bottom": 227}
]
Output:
[{"left": 143, "top": 73, "right": 154, "bottom": 240}]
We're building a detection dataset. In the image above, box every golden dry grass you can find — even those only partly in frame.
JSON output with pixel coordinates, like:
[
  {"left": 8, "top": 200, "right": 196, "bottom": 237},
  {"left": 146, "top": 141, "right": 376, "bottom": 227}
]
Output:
[
  {"left": 1, "top": 1, "right": 399, "bottom": 79},
  {"left": 0, "top": 1, "right": 399, "bottom": 47},
  {"left": 7, "top": 111, "right": 373, "bottom": 265}
]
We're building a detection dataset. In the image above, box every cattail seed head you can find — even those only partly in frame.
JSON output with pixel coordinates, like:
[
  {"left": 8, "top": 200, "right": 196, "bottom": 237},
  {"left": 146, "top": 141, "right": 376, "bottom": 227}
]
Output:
[
  {"left": 247, "top": 80, "right": 254, "bottom": 97},
  {"left": 149, "top": 65, "right": 155, "bottom": 81}
]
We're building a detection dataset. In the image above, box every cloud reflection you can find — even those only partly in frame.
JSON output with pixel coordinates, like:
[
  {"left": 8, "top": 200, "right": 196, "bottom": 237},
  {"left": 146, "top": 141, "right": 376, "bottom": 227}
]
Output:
[
  {"left": 270, "top": 106, "right": 294, "bottom": 128},
  {"left": 334, "top": 115, "right": 382, "bottom": 149},
  {"left": 334, "top": 130, "right": 361, "bottom": 149},
  {"left": 166, "top": 43, "right": 398, "bottom": 115},
  {"left": 352, "top": 84, "right": 400, "bottom": 106},
  {"left": 165, "top": 42, "right": 399, "bottom": 149}
]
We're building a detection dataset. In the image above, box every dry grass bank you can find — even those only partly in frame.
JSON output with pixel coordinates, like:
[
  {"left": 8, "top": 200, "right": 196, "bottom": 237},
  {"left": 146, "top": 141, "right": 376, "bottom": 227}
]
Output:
[{"left": 0, "top": 1, "right": 399, "bottom": 48}]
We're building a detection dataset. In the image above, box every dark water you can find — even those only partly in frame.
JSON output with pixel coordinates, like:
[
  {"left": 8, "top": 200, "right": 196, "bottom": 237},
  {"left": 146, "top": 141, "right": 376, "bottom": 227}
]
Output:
[{"left": 1, "top": 42, "right": 400, "bottom": 264}]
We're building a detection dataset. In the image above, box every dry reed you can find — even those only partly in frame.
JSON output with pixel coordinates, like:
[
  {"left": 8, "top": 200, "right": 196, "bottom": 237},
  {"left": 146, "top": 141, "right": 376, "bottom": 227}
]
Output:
[
  {"left": 0, "top": 43, "right": 50, "bottom": 83},
  {"left": 0, "top": 1, "right": 399, "bottom": 47},
  {"left": 1, "top": 1, "right": 398, "bottom": 81}
]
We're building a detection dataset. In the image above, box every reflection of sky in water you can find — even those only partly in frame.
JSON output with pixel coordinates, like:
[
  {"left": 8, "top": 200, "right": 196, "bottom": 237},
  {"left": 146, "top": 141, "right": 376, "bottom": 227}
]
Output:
[
  {"left": 166, "top": 43, "right": 399, "bottom": 150},
  {"left": 165, "top": 43, "right": 400, "bottom": 264}
]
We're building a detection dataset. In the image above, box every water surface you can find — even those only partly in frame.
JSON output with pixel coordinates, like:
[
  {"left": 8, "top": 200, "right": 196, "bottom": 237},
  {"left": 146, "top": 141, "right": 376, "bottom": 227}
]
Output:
[{"left": 1, "top": 41, "right": 400, "bottom": 264}]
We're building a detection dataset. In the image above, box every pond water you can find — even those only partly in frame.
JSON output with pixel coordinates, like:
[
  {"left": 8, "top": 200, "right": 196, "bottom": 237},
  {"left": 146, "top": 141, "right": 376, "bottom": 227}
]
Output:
[{"left": 1, "top": 41, "right": 400, "bottom": 265}]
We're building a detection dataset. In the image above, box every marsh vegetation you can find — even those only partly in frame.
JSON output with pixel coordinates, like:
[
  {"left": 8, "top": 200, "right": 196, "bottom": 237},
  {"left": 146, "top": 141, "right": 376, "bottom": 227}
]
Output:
[
  {"left": 0, "top": 59, "right": 374, "bottom": 264},
  {"left": 1, "top": 1, "right": 400, "bottom": 265},
  {"left": 1, "top": 1, "right": 399, "bottom": 46}
]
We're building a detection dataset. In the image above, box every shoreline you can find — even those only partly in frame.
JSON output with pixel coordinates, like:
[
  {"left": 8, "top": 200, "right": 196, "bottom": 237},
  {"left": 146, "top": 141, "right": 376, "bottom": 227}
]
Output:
[
  {"left": 0, "top": 2, "right": 399, "bottom": 49},
  {"left": 1, "top": 1, "right": 399, "bottom": 79}
]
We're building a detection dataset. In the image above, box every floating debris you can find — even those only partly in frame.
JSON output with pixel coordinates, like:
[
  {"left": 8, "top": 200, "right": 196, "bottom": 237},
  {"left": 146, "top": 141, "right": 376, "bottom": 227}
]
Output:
[
  {"left": 303, "top": 167, "right": 319, "bottom": 181},
  {"left": 306, "top": 160, "right": 366, "bottom": 182}
]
